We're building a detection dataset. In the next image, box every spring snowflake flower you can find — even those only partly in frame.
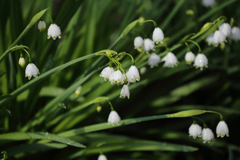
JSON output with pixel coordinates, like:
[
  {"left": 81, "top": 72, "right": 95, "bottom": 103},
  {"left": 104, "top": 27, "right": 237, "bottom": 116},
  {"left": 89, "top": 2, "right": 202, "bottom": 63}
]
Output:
[
  {"left": 216, "top": 121, "right": 229, "bottom": 138},
  {"left": 152, "top": 27, "right": 164, "bottom": 44},
  {"left": 148, "top": 53, "right": 160, "bottom": 68},
  {"left": 120, "top": 84, "right": 130, "bottom": 99},
  {"left": 48, "top": 24, "right": 61, "bottom": 40},
  {"left": 206, "top": 33, "right": 214, "bottom": 45},
  {"left": 108, "top": 111, "right": 121, "bottom": 125},
  {"left": 202, "top": 0, "right": 215, "bottom": 7},
  {"left": 18, "top": 57, "right": 25, "bottom": 68},
  {"left": 126, "top": 65, "right": 140, "bottom": 83},
  {"left": 194, "top": 53, "right": 208, "bottom": 70},
  {"left": 38, "top": 21, "right": 46, "bottom": 32},
  {"left": 162, "top": 52, "right": 178, "bottom": 68},
  {"left": 189, "top": 123, "right": 202, "bottom": 139},
  {"left": 134, "top": 36, "right": 143, "bottom": 49},
  {"left": 231, "top": 27, "right": 240, "bottom": 40},
  {"left": 25, "top": 63, "right": 40, "bottom": 80},
  {"left": 100, "top": 66, "right": 115, "bottom": 81},
  {"left": 219, "top": 23, "right": 231, "bottom": 37},
  {"left": 98, "top": 154, "right": 107, "bottom": 160},
  {"left": 213, "top": 30, "right": 226, "bottom": 46},
  {"left": 185, "top": 52, "right": 195, "bottom": 65},
  {"left": 143, "top": 38, "right": 155, "bottom": 53},
  {"left": 202, "top": 128, "right": 214, "bottom": 143},
  {"left": 109, "top": 70, "right": 125, "bottom": 85}
]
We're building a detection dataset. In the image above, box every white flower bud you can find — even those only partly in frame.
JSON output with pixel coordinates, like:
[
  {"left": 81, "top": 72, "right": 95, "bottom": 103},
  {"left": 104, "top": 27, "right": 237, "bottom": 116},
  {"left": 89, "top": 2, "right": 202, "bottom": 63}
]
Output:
[
  {"left": 108, "top": 111, "right": 121, "bottom": 125},
  {"left": 189, "top": 123, "right": 202, "bottom": 139},
  {"left": 75, "top": 86, "right": 82, "bottom": 97},
  {"left": 162, "top": 52, "right": 178, "bottom": 68},
  {"left": 231, "top": 27, "right": 240, "bottom": 41},
  {"left": 202, "top": 128, "right": 214, "bottom": 143},
  {"left": 219, "top": 23, "right": 231, "bottom": 37},
  {"left": 18, "top": 57, "right": 25, "bottom": 68},
  {"left": 213, "top": 30, "right": 226, "bottom": 46},
  {"left": 194, "top": 53, "right": 208, "bottom": 70},
  {"left": 38, "top": 21, "right": 46, "bottom": 32},
  {"left": 48, "top": 24, "right": 61, "bottom": 40},
  {"left": 25, "top": 63, "right": 40, "bottom": 80},
  {"left": 216, "top": 121, "right": 229, "bottom": 138},
  {"left": 152, "top": 27, "right": 164, "bottom": 44},
  {"left": 148, "top": 53, "right": 160, "bottom": 68},
  {"left": 185, "top": 52, "right": 195, "bottom": 65}
]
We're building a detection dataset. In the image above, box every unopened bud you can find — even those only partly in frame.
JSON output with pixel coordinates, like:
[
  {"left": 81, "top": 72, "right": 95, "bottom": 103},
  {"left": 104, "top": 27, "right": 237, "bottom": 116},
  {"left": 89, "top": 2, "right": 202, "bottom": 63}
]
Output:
[
  {"left": 96, "top": 106, "right": 102, "bottom": 112},
  {"left": 18, "top": 57, "right": 25, "bottom": 68},
  {"left": 75, "top": 86, "right": 82, "bottom": 97}
]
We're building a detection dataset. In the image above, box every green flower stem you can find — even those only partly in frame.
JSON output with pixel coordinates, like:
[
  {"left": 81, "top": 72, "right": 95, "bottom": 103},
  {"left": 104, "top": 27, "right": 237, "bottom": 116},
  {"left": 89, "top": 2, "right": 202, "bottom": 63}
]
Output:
[
  {"left": 46, "top": 13, "right": 54, "bottom": 24},
  {"left": 121, "top": 52, "right": 135, "bottom": 65},
  {"left": 205, "top": 110, "right": 224, "bottom": 120},
  {"left": 192, "top": 116, "right": 207, "bottom": 127},
  {"left": 140, "top": 20, "right": 157, "bottom": 27},
  {"left": 23, "top": 49, "right": 32, "bottom": 63},
  {"left": 108, "top": 101, "right": 114, "bottom": 111},
  {"left": 187, "top": 40, "right": 202, "bottom": 53},
  {"left": 185, "top": 42, "right": 190, "bottom": 52},
  {"left": 131, "top": 29, "right": 147, "bottom": 38}
]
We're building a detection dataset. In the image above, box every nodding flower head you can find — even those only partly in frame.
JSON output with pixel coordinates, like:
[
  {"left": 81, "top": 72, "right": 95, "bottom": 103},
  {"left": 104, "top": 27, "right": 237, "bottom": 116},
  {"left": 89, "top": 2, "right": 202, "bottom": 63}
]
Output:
[
  {"left": 108, "top": 111, "right": 121, "bottom": 126},
  {"left": 38, "top": 21, "right": 46, "bottom": 32},
  {"left": 162, "top": 52, "right": 179, "bottom": 68},
  {"left": 219, "top": 23, "right": 231, "bottom": 37},
  {"left": 126, "top": 65, "right": 140, "bottom": 83},
  {"left": 231, "top": 27, "right": 240, "bottom": 41},
  {"left": 100, "top": 66, "right": 115, "bottom": 81},
  {"left": 152, "top": 27, "right": 164, "bottom": 44},
  {"left": 148, "top": 53, "right": 160, "bottom": 68},
  {"left": 202, "top": 0, "right": 215, "bottom": 7},
  {"left": 120, "top": 84, "right": 130, "bottom": 99},
  {"left": 194, "top": 53, "right": 208, "bottom": 70},
  {"left": 143, "top": 38, "right": 155, "bottom": 53},
  {"left": 109, "top": 70, "right": 125, "bottom": 85},
  {"left": 189, "top": 123, "right": 202, "bottom": 139},
  {"left": 216, "top": 120, "right": 229, "bottom": 138},
  {"left": 18, "top": 57, "right": 25, "bottom": 68},
  {"left": 98, "top": 154, "right": 108, "bottom": 160},
  {"left": 213, "top": 30, "right": 226, "bottom": 46},
  {"left": 185, "top": 52, "right": 195, "bottom": 65},
  {"left": 206, "top": 33, "right": 214, "bottom": 46},
  {"left": 202, "top": 128, "right": 214, "bottom": 143},
  {"left": 48, "top": 24, "right": 61, "bottom": 40},
  {"left": 25, "top": 63, "right": 40, "bottom": 80},
  {"left": 134, "top": 36, "right": 144, "bottom": 49}
]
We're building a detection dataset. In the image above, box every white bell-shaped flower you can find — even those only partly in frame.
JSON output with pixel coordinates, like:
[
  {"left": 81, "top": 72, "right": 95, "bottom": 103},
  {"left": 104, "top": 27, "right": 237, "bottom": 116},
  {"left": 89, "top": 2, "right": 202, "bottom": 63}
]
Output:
[
  {"left": 120, "top": 84, "right": 130, "bottom": 99},
  {"left": 152, "top": 27, "right": 164, "bottom": 44},
  {"left": 25, "top": 63, "right": 40, "bottom": 80},
  {"left": 202, "top": 0, "right": 215, "bottom": 7},
  {"left": 219, "top": 23, "right": 231, "bottom": 37},
  {"left": 206, "top": 33, "right": 214, "bottom": 45},
  {"left": 189, "top": 123, "right": 202, "bottom": 139},
  {"left": 213, "top": 30, "right": 226, "bottom": 46},
  {"left": 185, "top": 52, "right": 195, "bottom": 65},
  {"left": 134, "top": 36, "right": 143, "bottom": 49},
  {"left": 109, "top": 70, "right": 125, "bottom": 85},
  {"left": 100, "top": 66, "right": 115, "bottom": 81},
  {"left": 38, "top": 21, "right": 46, "bottom": 32},
  {"left": 231, "top": 27, "right": 240, "bottom": 40},
  {"left": 216, "top": 121, "right": 229, "bottom": 138},
  {"left": 98, "top": 154, "right": 108, "bottom": 160},
  {"left": 202, "top": 128, "right": 214, "bottom": 143},
  {"left": 18, "top": 57, "right": 25, "bottom": 68},
  {"left": 162, "top": 52, "right": 178, "bottom": 68},
  {"left": 126, "top": 65, "right": 140, "bottom": 83},
  {"left": 148, "top": 53, "right": 160, "bottom": 68},
  {"left": 108, "top": 111, "right": 121, "bottom": 125},
  {"left": 47, "top": 24, "right": 61, "bottom": 40},
  {"left": 194, "top": 53, "right": 208, "bottom": 70},
  {"left": 143, "top": 38, "right": 155, "bottom": 53}
]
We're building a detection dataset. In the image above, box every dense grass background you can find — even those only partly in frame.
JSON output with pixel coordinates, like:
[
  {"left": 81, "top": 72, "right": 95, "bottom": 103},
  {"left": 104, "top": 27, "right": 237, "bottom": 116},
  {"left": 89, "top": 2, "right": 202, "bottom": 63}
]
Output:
[{"left": 0, "top": 0, "right": 240, "bottom": 159}]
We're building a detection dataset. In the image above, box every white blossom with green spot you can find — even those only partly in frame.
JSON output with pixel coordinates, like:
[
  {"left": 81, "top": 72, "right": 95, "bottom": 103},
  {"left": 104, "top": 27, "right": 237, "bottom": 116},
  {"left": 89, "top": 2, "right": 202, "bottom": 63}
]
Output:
[{"left": 47, "top": 24, "right": 61, "bottom": 40}]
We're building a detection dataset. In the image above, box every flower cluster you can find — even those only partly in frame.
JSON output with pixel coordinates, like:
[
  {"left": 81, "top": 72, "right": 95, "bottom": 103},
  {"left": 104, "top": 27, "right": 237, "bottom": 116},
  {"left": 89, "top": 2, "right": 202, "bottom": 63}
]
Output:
[
  {"left": 38, "top": 19, "right": 61, "bottom": 40},
  {"left": 189, "top": 120, "right": 229, "bottom": 143}
]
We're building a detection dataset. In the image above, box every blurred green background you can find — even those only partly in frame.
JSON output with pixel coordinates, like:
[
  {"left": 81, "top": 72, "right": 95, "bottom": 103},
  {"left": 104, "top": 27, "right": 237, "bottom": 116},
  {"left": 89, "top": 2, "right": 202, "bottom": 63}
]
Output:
[{"left": 0, "top": 0, "right": 240, "bottom": 159}]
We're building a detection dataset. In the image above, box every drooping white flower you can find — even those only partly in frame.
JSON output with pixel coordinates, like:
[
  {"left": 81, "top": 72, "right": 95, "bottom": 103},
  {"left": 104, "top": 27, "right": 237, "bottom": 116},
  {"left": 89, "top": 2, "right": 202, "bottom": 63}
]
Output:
[
  {"left": 148, "top": 53, "right": 160, "bottom": 68},
  {"left": 108, "top": 111, "right": 121, "bottom": 125},
  {"left": 189, "top": 123, "right": 202, "bottom": 139},
  {"left": 109, "top": 70, "right": 125, "bottom": 85},
  {"left": 202, "top": 0, "right": 215, "bottom": 7},
  {"left": 194, "top": 53, "right": 208, "bottom": 70},
  {"left": 216, "top": 121, "right": 229, "bottom": 138},
  {"left": 206, "top": 33, "right": 214, "bottom": 45},
  {"left": 120, "top": 84, "right": 130, "bottom": 99},
  {"left": 100, "top": 66, "right": 115, "bottom": 81},
  {"left": 98, "top": 154, "right": 108, "bottom": 160},
  {"left": 134, "top": 36, "right": 143, "bottom": 49},
  {"left": 75, "top": 86, "right": 82, "bottom": 97},
  {"left": 202, "top": 128, "right": 214, "bottom": 143},
  {"left": 213, "top": 30, "right": 226, "bottom": 46},
  {"left": 38, "top": 21, "right": 46, "bottom": 32},
  {"left": 162, "top": 52, "right": 178, "bottom": 68},
  {"left": 152, "top": 27, "right": 164, "bottom": 44},
  {"left": 126, "top": 65, "right": 140, "bottom": 83},
  {"left": 25, "top": 63, "right": 40, "bottom": 80},
  {"left": 185, "top": 52, "right": 195, "bottom": 65},
  {"left": 18, "top": 57, "right": 25, "bottom": 68},
  {"left": 143, "top": 38, "right": 155, "bottom": 53},
  {"left": 219, "top": 23, "right": 231, "bottom": 37},
  {"left": 140, "top": 67, "right": 147, "bottom": 74},
  {"left": 47, "top": 24, "right": 61, "bottom": 40},
  {"left": 231, "top": 27, "right": 240, "bottom": 41}
]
